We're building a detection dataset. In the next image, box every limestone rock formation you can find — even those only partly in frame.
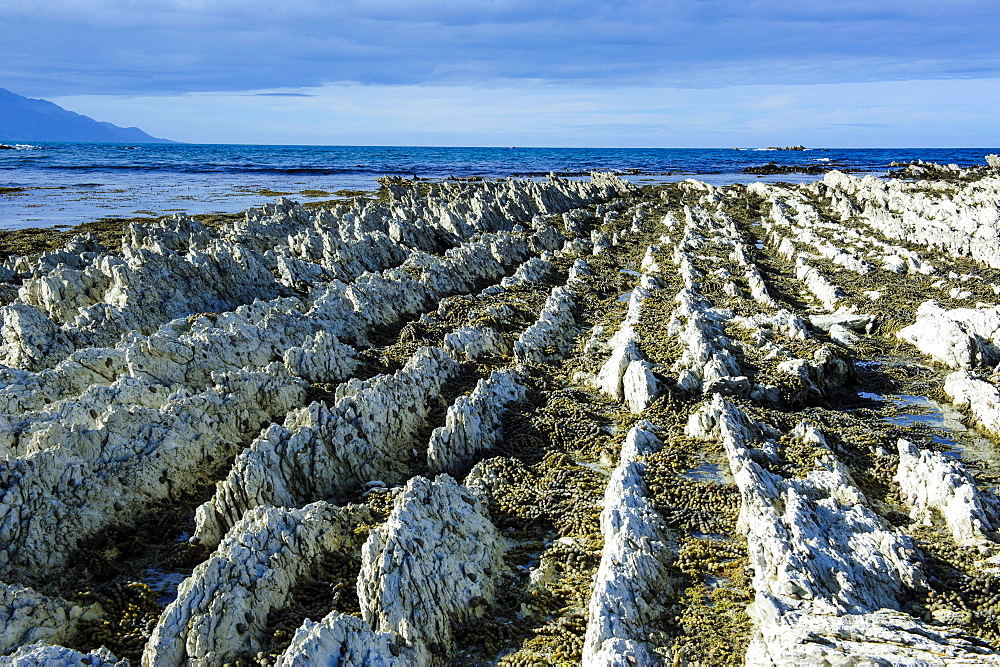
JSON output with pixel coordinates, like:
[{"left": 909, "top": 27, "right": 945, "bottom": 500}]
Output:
[
  {"left": 896, "top": 439, "right": 1000, "bottom": 546},
  {"left": 276, "top": 612, "right": 403, "bottom": 666},
  {"left": 0, "top": 584, "right": 95, "bottom": 656},
  {"left": 687, "top": 396, "right": 998, "bottom": 664},
  {"left": 583, "top": 421, "right": 674, "bottom": 664},
  {"left": 898, "top": 300, "right": 1000, "bottom": 368},
  {"left": 4, "top": 167, "right": 1000, "bottom": 664},
  {"left": 0, "top": 644, "right": 125, "bottom": 666},
  {"left": 944, "top": 370, "right": 1000, "bottom": 435},
  {"left": 513, "top": 286, "right": 576, "bottom": 364},
  {"left": 192, "top": 347, "right": 459, "bottom": 547},
  {"left": 358, "top": 475, "right": 505, "bottom": 664},
  {"left": 145, "top": 502, "right": 371, "bottom": 666},
  {"left": 426, "top": 369, "right": 527, "bottom": 473}
]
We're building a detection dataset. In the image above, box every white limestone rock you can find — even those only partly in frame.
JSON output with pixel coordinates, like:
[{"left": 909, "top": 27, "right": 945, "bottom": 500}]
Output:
[
  {"left": 591, "top": 232, "right": 612, "bottom": 255},
  {"left": 775, "top": 345, "right": 853, "bottom": 399},
  {"left": 0, "top": 584, "right": 96, "bottom": 656},
  {"left": 513, "top": 286, "right": 576, "bottom": 364},
  {"left": 828, "top": 323, "right": 858, "bottom": 347},
  {"left": 0, "top": 645, "right": 125, "bottom": 666},
  {"left": 0, "top": 304, "right": 74, "bottom": 372},
  {"left": 808, "top": 311, "right": 873, "bottom": 334},
  {"left": 738, "top": 309, "right": 810, "bottom": 341},
  {"left": 684, "top": 396, "right": 993, "bottom": 664},
  {"left": 745, "top": 266, "right": 777, "bottom": 307},
  {"left": 0, "top": 363, "right": 304, "bottom": 578},
  {"left": 596, "top": 339, "right": 642, "bottom": 401},
  {"left": 671, "top": 309, "right": 742, "bottom": 395},
  {"left": 944, "top": 370, "right": 1000, "bottom": 435},
  {"left": 582, "top": 422, "right": 674, "bottom": 665},
  {"left": 276, "top": 612, "right": 403, "bottom": 666},
  {"left": 442, "top": 325, "right": 509, "bottom": 361},
  {"left": 748, "top": 607, "right": 1000, "bottom": 666},
  {"left": 193, "top": 346, "right": 458, "bottom": 547},
  {"left": 145, "top": 501, "right": 370, "bottom": 666},
  {"left": 427, "top": 369, "right": 527, "bottom": 473},
  {"left": 794, "top": 260, "right": 843, "bottom": 311},
  {"left": 568, "top": 258, "right": 592, "bottom": 280},
  {"left": 898, "top": 300, "right": 1000, "bottom": 369},
  {"left": 896, "top": 439, "right": 1000, "bottom": 546},
  {"left": 1, "top": 172, "right": 631, "bottom": 368},
  {"left": 622, "top": 359, "right": 658, "bottom": 413},
  {"left": 822, "top": 170, "right": 1000, "bottom": 269},
  {"left": 499, "top": 257, "right": 554, "bottom": 287},
  {"left": 282, "top": 330, "right": 360, "bottom": 385},
  {"left": 358, "top": 475, "right": 505, "bottom": 664}
]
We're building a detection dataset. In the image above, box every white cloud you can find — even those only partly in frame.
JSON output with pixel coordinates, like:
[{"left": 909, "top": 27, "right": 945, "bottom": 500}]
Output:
[
  {"left": 48, "top": 78, "right": 1000, "bottom": 147},
  {"left": 3, "top": 0, "right": 999, "bottom": 97}
]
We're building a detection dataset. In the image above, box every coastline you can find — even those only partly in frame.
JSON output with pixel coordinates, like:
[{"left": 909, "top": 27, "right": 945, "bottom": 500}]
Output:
[
  {"left": 3, "top": 144, "right": 998, "bottom": 232},
  {"left": 1, "top": 168, "right": 1000, "bottom": 663}
]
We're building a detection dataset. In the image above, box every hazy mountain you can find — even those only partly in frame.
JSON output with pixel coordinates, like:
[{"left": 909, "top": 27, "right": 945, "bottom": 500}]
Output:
[{"left": 0, "top": 87, "right": 174, "bottom": 143}]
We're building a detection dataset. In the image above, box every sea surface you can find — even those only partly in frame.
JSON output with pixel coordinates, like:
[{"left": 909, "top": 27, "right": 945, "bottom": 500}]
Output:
[{"left": 1, "top": 143, "right": 997, "bottom": 230}]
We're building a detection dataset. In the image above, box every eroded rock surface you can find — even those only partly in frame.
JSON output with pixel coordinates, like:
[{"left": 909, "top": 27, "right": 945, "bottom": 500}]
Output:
[
  {"left": 583, "top": 421, "right": 674, "bottom": 665},
  {"left": 358, "top": 475, "right": 505, "bottom": 664},
  {"left": 4, "top": 168, "right": 1000, "bottom": 664}
]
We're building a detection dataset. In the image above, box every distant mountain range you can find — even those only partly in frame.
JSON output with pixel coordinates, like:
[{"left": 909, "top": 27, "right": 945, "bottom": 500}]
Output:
[{"left": 0, "top": 87, "right": 174, "bottom": 143}]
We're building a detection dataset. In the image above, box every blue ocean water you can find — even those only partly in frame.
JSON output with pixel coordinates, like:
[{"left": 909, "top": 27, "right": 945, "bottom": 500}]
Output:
[{"left": 1, "top": 143, "right": 997, "bottom": 230}]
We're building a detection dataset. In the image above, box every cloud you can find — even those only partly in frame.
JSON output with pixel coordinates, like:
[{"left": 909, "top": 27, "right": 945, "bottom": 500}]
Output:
[
  {"left": 254, "top": 93, "right": 316, "bottom": 97},
  {"left": 48, "top": 77, "right": 1000, "bottom": 148},
  {"left": 3, "top": 1, "right": 1000, "bottom": 97}
]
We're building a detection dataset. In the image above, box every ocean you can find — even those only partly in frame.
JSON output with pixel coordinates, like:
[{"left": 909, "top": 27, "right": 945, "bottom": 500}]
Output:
[{"left": 1, "top": 143, "right": 997, "bottom": 231}]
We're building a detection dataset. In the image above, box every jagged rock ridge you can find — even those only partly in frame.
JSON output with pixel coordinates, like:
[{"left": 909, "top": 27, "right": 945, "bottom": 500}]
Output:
[{"left": 1, "top": 165, "right": 1000, "bottom": 665}]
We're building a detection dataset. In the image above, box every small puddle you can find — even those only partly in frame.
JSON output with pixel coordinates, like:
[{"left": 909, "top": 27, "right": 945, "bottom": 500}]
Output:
[
  {"left": 683, "top": 461, "right": 735, "bottom": 486},
  {"left": 754, "top": 241, "right": 764, "bottom": 249},
  {"left": 619, "top": 269, "right": 641, "bottom": 277},
  {"left": 145, "top": 568, "right": 188, "bottom": 607},
  {"left": 617, "top": 291, "right": 633, "bottom": 302},
  {"left": 576, "top": 459, "right": 611, "bottom": 475},
  {"left": 859, "top": 391, "right": 998, "bottom": 463}
]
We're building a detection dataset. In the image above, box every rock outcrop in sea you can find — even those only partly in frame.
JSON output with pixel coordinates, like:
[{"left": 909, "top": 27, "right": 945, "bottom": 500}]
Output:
[{"left": 2, "top": 165, "right": 1000, "bottom": 665}]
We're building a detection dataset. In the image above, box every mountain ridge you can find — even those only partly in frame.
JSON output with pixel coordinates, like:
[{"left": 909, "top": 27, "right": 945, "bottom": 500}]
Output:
[{"left": 0, "top": 87, "right": 174, "bottom": 143}]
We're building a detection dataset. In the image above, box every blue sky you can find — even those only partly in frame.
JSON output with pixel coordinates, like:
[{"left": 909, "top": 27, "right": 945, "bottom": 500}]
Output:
[{"left": 3, "top": 0, "right": 999, "bottom": 146}]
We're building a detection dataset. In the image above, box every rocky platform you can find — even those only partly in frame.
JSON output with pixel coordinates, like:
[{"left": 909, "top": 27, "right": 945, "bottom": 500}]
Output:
[{"left": 2, "top": 167, "right": 1000, "bottom": 665}]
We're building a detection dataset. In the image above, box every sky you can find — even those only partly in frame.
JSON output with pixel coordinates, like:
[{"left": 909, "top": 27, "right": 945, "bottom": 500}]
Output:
[{"left": 2, "top": 0, "right": 999, "bottom": 146}]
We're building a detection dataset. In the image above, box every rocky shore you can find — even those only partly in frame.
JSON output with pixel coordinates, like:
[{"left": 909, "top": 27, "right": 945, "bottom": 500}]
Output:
[{"left": 1, "top": 164, "right": 1000, "bottom": 665}]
